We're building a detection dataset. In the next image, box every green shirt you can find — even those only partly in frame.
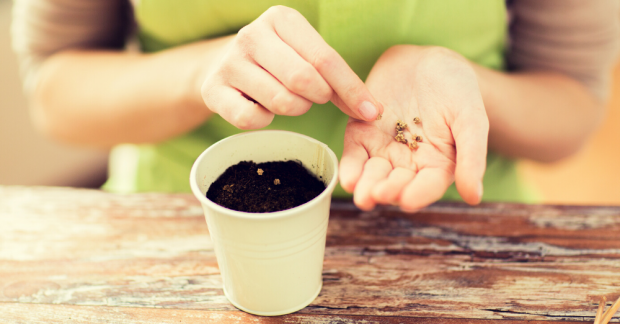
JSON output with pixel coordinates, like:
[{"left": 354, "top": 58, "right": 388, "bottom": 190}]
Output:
[{"left": 104, "top": 0, "right": 537, "bottom": 203}]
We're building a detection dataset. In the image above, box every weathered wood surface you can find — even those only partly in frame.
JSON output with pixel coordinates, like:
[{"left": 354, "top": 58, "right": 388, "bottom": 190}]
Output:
[
  {"left": 1, "top": 186, "right": 619, "bottom": 323},
  {"left": 0, "top": 303, "right": 589, "bottom": 324}
]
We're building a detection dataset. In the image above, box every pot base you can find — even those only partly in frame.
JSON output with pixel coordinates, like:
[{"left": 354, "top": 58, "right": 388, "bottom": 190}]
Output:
[{"left": 223, "top": 282, "right": 323, "bottom": 316}]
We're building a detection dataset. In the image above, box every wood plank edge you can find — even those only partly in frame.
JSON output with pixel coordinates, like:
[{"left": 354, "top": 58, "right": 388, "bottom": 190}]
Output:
[{"left": 0, "top": 302, "right": 590, "bottom": 324}]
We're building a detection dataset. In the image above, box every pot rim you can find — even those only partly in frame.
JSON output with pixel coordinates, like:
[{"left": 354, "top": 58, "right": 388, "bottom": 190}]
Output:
[{"left": 189, "top": 130, "right": 339, "bottom": 220}]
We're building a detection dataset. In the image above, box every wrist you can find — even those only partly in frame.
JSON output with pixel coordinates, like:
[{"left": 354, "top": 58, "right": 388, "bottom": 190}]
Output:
[{"left": 469, "top": 62, "right": 498, "bottom": 117}]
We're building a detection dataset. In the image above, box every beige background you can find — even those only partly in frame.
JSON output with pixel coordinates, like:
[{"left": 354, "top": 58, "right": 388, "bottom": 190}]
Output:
[{"left": 0, "top": 0, "right": 619, "bottom": 203}]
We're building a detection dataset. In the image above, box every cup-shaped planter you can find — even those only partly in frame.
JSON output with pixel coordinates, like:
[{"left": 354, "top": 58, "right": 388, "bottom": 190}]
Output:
[{"left": 190, "top": 130, "right": 339, "bottom": 316}]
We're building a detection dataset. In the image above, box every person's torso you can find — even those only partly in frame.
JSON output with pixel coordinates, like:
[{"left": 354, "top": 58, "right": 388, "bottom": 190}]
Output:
[{"left": 105, "top": 0, "right": 536, "bottom": 202}]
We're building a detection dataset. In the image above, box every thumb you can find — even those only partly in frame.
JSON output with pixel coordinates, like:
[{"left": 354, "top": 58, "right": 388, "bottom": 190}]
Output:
[{"left": 452, "top": 106, "right": 489, "bottom": 205}]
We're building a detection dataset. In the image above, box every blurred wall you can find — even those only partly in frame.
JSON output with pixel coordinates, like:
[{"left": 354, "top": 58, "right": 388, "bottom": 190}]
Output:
[{"left": 0, "top": 0, "right": 108, "bottom": 187}]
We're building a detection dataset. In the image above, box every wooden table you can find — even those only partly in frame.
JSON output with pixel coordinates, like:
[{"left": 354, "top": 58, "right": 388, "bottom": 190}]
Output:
[{"left": 1, "top": 186, "right": 619, "bottom": 323}]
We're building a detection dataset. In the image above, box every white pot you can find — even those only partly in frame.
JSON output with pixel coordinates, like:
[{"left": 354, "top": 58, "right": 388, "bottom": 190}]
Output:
[{"left": 190, "top": 130, "right": 339, "bottom": 316}]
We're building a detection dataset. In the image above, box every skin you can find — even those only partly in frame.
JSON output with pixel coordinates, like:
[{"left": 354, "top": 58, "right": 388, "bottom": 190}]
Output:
[
  {"left": 31, "top": 6, "right": 604, "bottom": 211},
  {"left": 202, "top": 6, "right": 384, "bottom": 129},
  {"left": 341, "top": 46, "right": 489, "bottom": 211},
  {"left": 34, "top": 6, "right": 383, "bottom": 147}
]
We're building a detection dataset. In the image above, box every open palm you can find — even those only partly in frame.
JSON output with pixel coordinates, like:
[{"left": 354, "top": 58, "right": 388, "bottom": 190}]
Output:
[{"left": 339, "top": 46, "right": 489, "bottom": 212}]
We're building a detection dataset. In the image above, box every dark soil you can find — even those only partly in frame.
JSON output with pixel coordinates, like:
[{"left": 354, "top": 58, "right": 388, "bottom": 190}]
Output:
[{"left": 206, "top": 160, "right": 326, "bottom": 213}]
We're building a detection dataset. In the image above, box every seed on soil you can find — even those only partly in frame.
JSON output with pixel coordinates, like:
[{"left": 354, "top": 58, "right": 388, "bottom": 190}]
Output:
[
  {"left": 409, "top": 141, "right": 418, "bottom": 150},
  {"left": 257, "top": 168, "right": 264, "bottom": 175},
  {"left": 413, "top": 117, "right": 421, "bottom": 124},
  {"left": 395, "top": 120, "right": 408, "bottom": 132},
  {"left": 274, "top": 179, "right": 281, "bottom": 185},
  {"left": 207, "top": 160, "right": 325, "bottom": 213},
  {"left": 413, "top": 134, "right": 422, "bottom": 142}
]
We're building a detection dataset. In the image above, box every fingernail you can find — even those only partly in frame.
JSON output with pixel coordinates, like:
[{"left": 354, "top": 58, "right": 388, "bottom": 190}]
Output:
[
  {"left": 478, "top": 181, "right": 484, "bottom": 199},
  {"left": 359, "top": 101, "right": 378, "bottom": 120}
]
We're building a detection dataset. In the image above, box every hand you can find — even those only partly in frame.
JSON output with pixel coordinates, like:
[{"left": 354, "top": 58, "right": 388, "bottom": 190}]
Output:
[
  {"left": 340, "top": 46, "right": 489, "bottom": 212},
  {"left": 200, "top": 5, "right": 383, "bottom": 129}
]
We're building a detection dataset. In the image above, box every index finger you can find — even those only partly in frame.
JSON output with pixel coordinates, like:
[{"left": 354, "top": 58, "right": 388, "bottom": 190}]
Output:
[{"left": 263, "top": 6, "right": 383, "bottom": 121}]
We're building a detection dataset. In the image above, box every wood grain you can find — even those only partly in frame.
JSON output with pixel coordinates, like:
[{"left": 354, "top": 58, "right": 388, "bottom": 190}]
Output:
[
  {"left": 0, "top": 303, "right": 589, "bottom": 324},
  {"left": 1, "top": 186, "right": 620, "bottom": 323}
]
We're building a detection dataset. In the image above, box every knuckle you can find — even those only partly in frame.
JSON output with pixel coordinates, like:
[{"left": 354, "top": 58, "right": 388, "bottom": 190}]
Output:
[
  {"left": 264, "top": 5, "right": 284, "bottom": 16},
  {"left": 286, "top": 66, "right": 315, "bottom": 93},
  {"left": 206, "top": 63, "right": 236, "bottom": 92},
  {"left": 282, "top": 96, "right": 312, "bottom": 116},
  {"left": 218, "top": 61, "right": 234, "bottom": 78},
  {"left": 271, "top": 92, "right": 307, "bottom": 116},
  {"left": 270, "top": 93, "right": 291, "bottom": 115},
  {"left": 233, "top": 107, "right": 257, "bottom": 130},
  {"left": 312, "top": 48, "right": 336, "bottom": 72},
  {"left": 316, "top": 86, "right": 333, "bottom": 104},
  {"left": 265, "top": 5, "right": 298, "bottom": 20},
  {"left": 236, "top": 25, "right": 253, "bottom": 42},
  {"left": 234, "top": 25, "right": 258, "bottom": 56}
]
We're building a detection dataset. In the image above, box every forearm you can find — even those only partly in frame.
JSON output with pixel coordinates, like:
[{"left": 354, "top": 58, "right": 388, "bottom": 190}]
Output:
[
  {"left": 32, "top": 35, "right": 234, "bottom": 148},
  {"left": 474, "top": 64, "right": 605, "bottom": 162}
]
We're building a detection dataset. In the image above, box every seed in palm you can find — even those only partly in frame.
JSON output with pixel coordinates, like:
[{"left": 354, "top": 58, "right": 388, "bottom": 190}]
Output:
[
  {"left": 409, "top": 141, "right": 418, "bottom": 150},
  {"left": 395, "top": 131, "right": 408, "bottom": 144},
  {"left": 376, "top": 114, "right": 382, "bottom": 120},
  {"left": 413, "top": 117, "right": 421, "bottom": 124},
  {"left": 395, "top": 120, "right": 408, "bottom": 132},
  {"left": 413, "top": 134, "right": 422, "bottom": 142}
]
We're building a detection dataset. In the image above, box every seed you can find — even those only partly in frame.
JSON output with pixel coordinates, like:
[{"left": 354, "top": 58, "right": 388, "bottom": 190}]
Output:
[
  {"left": 394, "top": 131, "right": 407, "bottom": 144},
  {"left": 395, "top": 120, "right": 408, "bottom": 132},
  {"left": 257, "top": 168, "right": 264, "bottom": 175},
  {"left": 376, "top": 114, "right": 382, "bottom": 120},
  {"left": 413, "top": 134, "right": 422, "bottom": 142},
  {"left": 413, "top": 117, "right": 421, "bottom": 124},
  {"left": 274, "top": 179, "right": 281, "bottom": 185},
  {"left": 409, "top": 141, "right": 418, "bottom": 150}
]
